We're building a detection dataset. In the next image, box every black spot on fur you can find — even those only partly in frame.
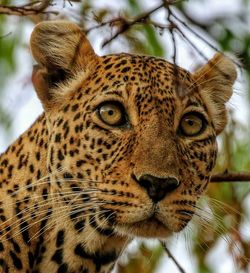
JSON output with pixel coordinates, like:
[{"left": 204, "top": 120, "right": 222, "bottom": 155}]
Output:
[
  {"left": 56, "top": 230, "right": 64, "bottom": 248},
  {"left": 74, "top": 244, "right": 117, "bottom": 272},
  {"left": 28, "top": 251, "right": 35, "bottom": 268},
  {"left": 57, "top": 263, "right": 68, "bottom": 273},
  {"left": 51, "top": 249, "right": 63, "bottom": 264},
  {"left": 10, "top": 250, "right": 23, "bottom": 269},
  {"left": 20, "top": 220, "right": 31, "bottom": 246}
]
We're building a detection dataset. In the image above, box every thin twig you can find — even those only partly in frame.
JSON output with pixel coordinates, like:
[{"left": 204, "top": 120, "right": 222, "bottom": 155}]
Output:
[
  {"left": 85, "top": 17, "right": 124, "bottom": 33},
  {"left": 161, "top": 241, "right": 186, "bottom": 273},
  {"left": 211, "top": 172, "right": 250, "bottom": 183},
  {"left": 171, "top": 10, "right": 243, "bottom": 68},
  {"left": 171, "top": 11, "right": 221, "bottom": 54},
  {"left": 0, "top": 32, "right": 12, "bottom": 39},
  {"left": 175, "top": 23, "right": 209, "bottom": 62},
  {"left": 101, "top": 2, "right": 171, "bottom": 47},
  {"left": 165, "top": 5, "right": 177, "bottom": 63},
  {"left": 0, "top": 0, "right": 57, "bottom": 16}
]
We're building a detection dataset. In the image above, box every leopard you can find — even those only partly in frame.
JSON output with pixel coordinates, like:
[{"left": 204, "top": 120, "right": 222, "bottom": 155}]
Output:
[{"left": 0, "top": 20, "right": 237, "bottom": 273}]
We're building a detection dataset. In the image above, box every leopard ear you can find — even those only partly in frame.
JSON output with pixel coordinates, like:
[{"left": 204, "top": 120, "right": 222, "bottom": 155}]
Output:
[
  {"left": 30, "top": 20, "right": 97, "bottom": 110},
  {"left": 193, "top": 53, "right": 237, "bottom": 135}
]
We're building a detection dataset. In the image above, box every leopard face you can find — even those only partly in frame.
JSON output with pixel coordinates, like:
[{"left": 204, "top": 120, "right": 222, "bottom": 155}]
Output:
[
  {"left": 30, "top": 21, "right": 236, "bottom": 239},
  {"left": 0, "top": 20, "right": 236, "bottom": 273},
  {"left": 44, "top": 55, "right": 217, "bottom": 239}
]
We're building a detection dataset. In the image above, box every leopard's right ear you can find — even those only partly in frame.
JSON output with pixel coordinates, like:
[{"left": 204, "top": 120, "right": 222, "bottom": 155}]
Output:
[{"left": 30, "top": 21, "right": 97, "bottom": 110}]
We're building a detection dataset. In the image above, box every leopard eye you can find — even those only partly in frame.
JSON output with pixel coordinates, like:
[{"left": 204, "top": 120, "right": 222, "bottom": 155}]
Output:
[
  {"left": 179, "top": 112, "right": 206, "bottom": 137},
  {"left": 97, "top": 102, "right": 126, "bottom": 126}
]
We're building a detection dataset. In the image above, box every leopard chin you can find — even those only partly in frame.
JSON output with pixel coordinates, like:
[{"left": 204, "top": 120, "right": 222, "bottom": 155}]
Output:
[
  {"left": 115, "top": 213, "right": 190, "bottom": 239},
  {"left": 115, "top": 219, "right": 170, "bottom": 238}
]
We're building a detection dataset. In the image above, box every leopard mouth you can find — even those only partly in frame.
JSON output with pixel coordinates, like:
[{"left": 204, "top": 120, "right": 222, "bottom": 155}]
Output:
[
  {"left": 116, "top": 213, "right": 173, "bottom": 238},
  {"left": 132, "top": 215, "right": 167, "bottom": 230},
  {"left": 115, "top": 204, "right": 195, "bottom": 238}
]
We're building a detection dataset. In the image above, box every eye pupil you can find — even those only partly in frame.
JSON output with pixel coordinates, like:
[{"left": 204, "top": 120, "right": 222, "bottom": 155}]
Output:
[
  {"left": 108, "top": 110, "right": 114, "bottom": 116},
  {"left": 187, "top": 120, "right": 194, "bottom": 126}
]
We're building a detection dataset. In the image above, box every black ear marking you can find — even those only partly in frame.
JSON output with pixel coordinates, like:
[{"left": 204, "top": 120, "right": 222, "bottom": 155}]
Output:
[{"left": 47, "top": 68, "right": 69, "bottom": 87}]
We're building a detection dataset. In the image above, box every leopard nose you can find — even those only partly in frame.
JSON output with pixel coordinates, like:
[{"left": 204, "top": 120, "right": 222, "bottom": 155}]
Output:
[{"left": 134, "top": 174, "right": 180, "bottom": 202}]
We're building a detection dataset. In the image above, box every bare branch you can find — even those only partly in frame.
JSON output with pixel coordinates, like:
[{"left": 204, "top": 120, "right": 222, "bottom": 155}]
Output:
[
  {"left": 0, "top": 0, "right": 57, "bottom": 16},
  {"left": 85, "top": 2, "right": 176, "bottom": 35},
  {"left": 171, "top": 11, "right": 243, "bottom": 68},
  {"left": 165, "top": 4, "right": 177, "bottom": 63},
  {"left": 171, "top": 11, "right": 221, "bottom": 54},
  {"left": 85, "top": 17, "right": 126, "bottom": 33},
  {"left": 211, "top": 172, "right": 250, "bottom": 183},
  {"left": 174, "top": 22, "right": 209, "bottom": 61},
  {"left": 99, "top": 2, "right": 171, "bottom": 47},
  {"left": 0, "top": 32, "right": 12, "bottom": 39},
  {"left": 161, "top": 242, "right": 186, "bottom": 273},
  {"left": 84, "top": 0, "right": 242, "bottom": 71}
]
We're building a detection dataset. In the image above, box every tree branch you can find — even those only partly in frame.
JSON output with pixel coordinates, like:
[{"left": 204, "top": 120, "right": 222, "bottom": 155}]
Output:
[
  {"left": 0, "top": 0, "right": 57, "bottom": 16},
  {"left": 85, "top": 1, "right": 177, "bottom": 47},
  {"left": 211, "top": 172, "right": 250, "bottom": 183},
  {"left": 101, "top": 2, "right": 167, "bottom": 48},
  {"left": 84, "top": 0, "right": 242, "bottom": 70},
  {"left": 161, "top": 242, "right": 186, "bottom": 273}
]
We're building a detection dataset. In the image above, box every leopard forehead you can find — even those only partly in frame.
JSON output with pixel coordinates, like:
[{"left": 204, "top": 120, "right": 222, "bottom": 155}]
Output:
[
  {"left": 59, "top": 53, "right": 199, "bottom": 123},
  {"left": 71, "top": 53, "right": 195, "bottom": 99}
]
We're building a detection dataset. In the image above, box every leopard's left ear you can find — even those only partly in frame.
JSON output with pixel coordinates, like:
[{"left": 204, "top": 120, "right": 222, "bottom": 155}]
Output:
[
  {"left": 30, "top": 20, "right": 97, "bottom": 110},
  {"left": 193, "top": 53, "right": 237, "bottom": 135}
]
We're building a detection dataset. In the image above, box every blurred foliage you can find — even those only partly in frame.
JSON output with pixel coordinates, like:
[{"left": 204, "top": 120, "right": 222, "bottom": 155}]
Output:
[
  {"left": 126, "top": 0, "right": 164, "bottom": 56},
  {"left": 178, "top": 0, "right": 250, "bottom": 107},
  {"left": 0, "top": 0, "right": 250, "bottom": 272},
  {"left": 0, "top": 5, "right": 17, "bottom": 131}
]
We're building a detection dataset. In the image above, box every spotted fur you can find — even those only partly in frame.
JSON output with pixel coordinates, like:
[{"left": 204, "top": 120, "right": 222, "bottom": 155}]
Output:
[{"left": 0, "top": 21, "right": 236, "bottom": 273}]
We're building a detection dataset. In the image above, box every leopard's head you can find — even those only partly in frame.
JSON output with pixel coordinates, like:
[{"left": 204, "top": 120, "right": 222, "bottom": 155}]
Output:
[{"left": 30, "top": 21, "right": 236, "bottom": 238}]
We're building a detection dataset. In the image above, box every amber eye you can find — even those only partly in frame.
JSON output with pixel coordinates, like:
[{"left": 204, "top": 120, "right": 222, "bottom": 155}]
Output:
[
  {"left": 98, "top": 102, "right": 126, "bottom": 126},
  {"left": 179, "top": 112, "right": 206, "bottom": 136}
]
